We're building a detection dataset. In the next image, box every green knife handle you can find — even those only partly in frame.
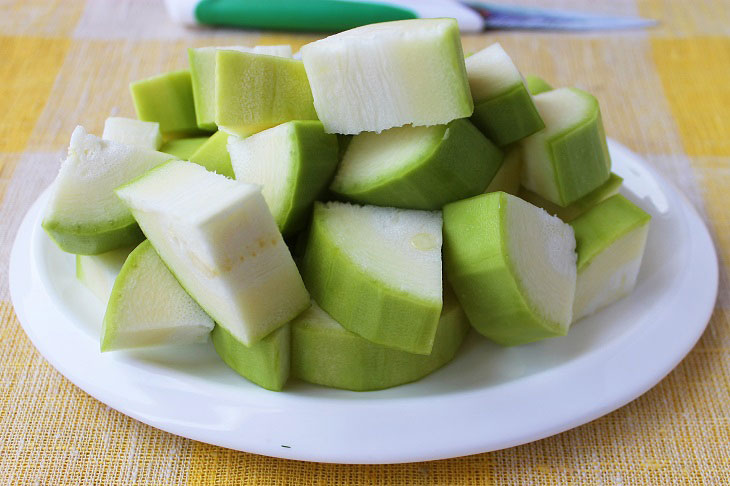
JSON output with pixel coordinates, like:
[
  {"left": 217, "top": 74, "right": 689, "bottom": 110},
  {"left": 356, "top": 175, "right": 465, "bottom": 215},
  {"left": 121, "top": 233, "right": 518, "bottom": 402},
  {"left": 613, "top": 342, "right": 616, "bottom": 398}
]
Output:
[{"left": 196, "top": 0, "right": 418, "bottom": 32}]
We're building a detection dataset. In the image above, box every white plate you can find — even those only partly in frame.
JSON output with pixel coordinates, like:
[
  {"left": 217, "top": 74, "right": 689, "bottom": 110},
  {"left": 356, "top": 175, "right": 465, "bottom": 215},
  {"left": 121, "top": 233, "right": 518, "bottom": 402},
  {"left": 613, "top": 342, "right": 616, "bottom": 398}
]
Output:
[{"left": 9, "top": 140, "right": 718, "bottom": 464}]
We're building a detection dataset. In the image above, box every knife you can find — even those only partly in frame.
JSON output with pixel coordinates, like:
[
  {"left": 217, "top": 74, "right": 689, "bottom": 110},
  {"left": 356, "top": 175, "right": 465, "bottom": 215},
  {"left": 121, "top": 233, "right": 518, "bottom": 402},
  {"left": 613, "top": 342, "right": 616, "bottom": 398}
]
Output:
[{"left": 165, "top": 0, "right": 656, "bottom": 33}]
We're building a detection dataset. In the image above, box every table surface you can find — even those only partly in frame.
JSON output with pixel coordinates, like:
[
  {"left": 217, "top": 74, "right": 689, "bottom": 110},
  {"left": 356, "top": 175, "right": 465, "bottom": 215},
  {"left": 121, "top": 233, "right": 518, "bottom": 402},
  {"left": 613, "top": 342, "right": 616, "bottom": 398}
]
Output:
[{"left": 1, "top": 0, "right": 729, "bottom": 484}]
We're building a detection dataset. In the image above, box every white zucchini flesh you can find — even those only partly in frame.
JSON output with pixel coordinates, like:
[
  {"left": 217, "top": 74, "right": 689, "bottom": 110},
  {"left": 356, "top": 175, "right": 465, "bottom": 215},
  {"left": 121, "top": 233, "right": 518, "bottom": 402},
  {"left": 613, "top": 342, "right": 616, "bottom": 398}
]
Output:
[
  {"left": 506, "top": 195, "right": 577, "bottom": 328},
  {"left": 570, "top": 194, "right": 651, "bottom": 321},
  {"left": 42, "top": 126, "right": 174, "bottom": 254},
  {"left": 301, "top": 18, "right": 473, "bottom": 134},
  {"left": 465, "top": 43, "right": 523, "bottom": 102},
  {"left": 317, "top": 202, "right": 442, "bottom": 302},
  {"left": 101, "top": 240, "right": 214, "bottom": 351},
  {"left": 102, "top": 117, "right": 162, "bottom": 150},
  {"left": 300, "top": 201, "right": 443, "bottom": 355},
  {"left": 573, "top": 224, "right": 649, "bottom": 321},
  {"left": 115, "top": 160, "right": 310, "bottom": 346}
]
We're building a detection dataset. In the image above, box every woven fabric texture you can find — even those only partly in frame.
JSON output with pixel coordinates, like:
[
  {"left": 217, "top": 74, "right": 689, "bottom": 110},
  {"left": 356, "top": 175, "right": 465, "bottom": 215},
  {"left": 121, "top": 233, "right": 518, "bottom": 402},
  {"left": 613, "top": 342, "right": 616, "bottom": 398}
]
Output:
[{"left": 1, "top": 0, "right": 729, "bottom": 484}]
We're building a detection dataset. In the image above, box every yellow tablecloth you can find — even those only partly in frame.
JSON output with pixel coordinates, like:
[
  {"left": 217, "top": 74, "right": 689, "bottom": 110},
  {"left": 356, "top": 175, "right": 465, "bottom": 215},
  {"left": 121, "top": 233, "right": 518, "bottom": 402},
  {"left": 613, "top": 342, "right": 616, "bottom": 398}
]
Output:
[{"left": 1, "top": 0, "right": 729, "bottom": 483}]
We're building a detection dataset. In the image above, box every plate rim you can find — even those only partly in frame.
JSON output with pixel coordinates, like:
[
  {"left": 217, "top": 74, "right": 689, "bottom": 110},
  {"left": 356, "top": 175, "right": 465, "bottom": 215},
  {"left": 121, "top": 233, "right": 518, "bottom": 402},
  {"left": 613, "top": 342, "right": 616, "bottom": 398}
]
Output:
[{"left": 9, "top": 139, "right": 719, "bottom": 464}]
